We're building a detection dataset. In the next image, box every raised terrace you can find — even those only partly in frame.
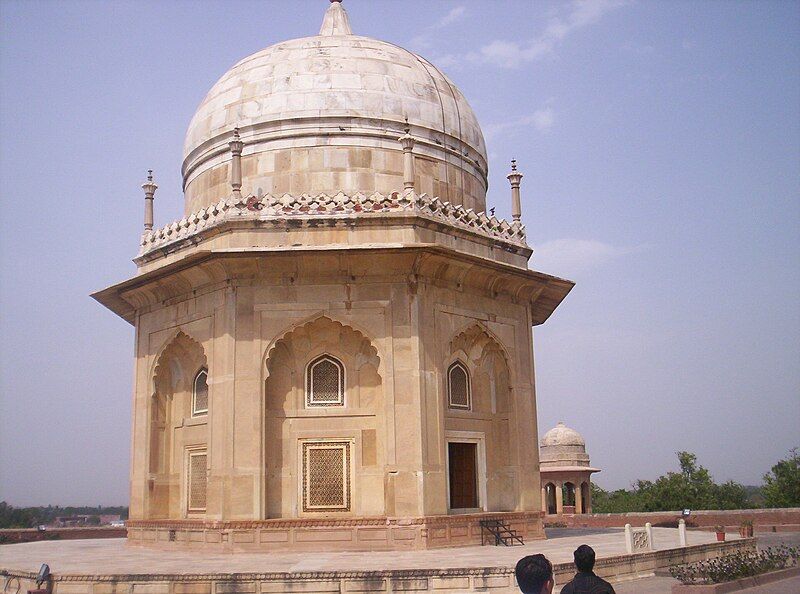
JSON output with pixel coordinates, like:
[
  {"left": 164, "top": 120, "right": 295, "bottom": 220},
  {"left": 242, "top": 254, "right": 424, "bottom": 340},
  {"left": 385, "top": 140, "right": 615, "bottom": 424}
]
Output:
[{"left": 0, "top": 529, "right": 752, "bottom": 593}]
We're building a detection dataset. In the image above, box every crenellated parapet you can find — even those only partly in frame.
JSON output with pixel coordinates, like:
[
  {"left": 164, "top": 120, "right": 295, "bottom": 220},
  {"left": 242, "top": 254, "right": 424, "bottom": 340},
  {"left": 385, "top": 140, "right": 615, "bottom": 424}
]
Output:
[{"left": 138, "top": 190, "right": 528, "bottom": 257}]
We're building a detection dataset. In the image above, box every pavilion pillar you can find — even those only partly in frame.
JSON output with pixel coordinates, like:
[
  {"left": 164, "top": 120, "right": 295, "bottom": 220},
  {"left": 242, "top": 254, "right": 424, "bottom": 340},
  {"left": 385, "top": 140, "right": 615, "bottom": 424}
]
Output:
[
  {"left": 587, "top": 482, "right": 593, "bottom": 513},
  {"left": 556, "top": 481, "right": 564, "bottom": 515},
  {"left": 576, "top": 480, "right": 584, "bottom": 514},
  {"left": 541, "top": 486, "right": 547, "bottom": 513}
]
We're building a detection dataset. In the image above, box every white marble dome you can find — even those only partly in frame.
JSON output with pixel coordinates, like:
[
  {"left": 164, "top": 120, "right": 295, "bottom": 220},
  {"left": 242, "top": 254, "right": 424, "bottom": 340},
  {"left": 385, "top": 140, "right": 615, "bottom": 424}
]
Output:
[
  {"left": 181, "top": 0, "right": 488, "bottom": 215},
  {"left": 540, "top": 422, "right": 586, "bottom": 448}
]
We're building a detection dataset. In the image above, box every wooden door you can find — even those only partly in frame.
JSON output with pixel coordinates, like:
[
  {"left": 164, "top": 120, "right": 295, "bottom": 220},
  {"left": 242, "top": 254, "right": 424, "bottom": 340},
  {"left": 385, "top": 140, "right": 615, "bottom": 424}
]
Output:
[{"left": 448, "top": 442, "right": 478, "bottom": 509}]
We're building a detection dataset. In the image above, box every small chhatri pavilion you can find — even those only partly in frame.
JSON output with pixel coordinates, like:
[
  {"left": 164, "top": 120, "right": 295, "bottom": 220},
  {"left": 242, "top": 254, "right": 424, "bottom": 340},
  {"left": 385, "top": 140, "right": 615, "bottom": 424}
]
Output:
[
  {"left": 540, "top": 422, "right": 601, "bottom": 515},
  {"left": 94, "top": 0, "right": 573, "bottom": 551}
]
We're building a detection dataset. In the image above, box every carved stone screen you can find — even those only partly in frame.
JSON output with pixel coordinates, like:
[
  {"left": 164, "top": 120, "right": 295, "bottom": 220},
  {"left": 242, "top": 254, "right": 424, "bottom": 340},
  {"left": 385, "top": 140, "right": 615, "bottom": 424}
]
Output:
[
  {"left": 187, "top": 450, "right": 207, "bottom": 512},
  {"left": 448, "top": 362, "right": 470, "bottom": 409},
  {"left": 306, "top": 355, "right": 344, "bottom": 407},
  {"left": 302, "top": 441, "right": 351, "bottom": 512},
  {"left": 192, "top": 369, "right": 208, "bottom": 416}
]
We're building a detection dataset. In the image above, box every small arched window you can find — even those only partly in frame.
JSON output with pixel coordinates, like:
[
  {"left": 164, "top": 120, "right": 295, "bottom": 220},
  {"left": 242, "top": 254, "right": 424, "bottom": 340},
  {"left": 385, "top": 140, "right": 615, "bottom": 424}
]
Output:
[
  {"left": 306, "top": 355, "right": 345, "bottom": 407},
  {"left": 448, "top": 361, "right": 471, "bottom": 410},
  {"left": 192, "top": 369, "right": 208, "bottom": 416}
]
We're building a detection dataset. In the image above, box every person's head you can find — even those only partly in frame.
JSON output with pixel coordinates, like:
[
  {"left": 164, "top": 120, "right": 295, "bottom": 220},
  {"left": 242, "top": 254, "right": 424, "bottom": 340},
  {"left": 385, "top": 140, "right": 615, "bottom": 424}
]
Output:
[
  {"left": 515, "top": 554, "right": 554, "bottom": 593},
  {"left": 574, "top": 544, "right": 596, "bottom": 572}
]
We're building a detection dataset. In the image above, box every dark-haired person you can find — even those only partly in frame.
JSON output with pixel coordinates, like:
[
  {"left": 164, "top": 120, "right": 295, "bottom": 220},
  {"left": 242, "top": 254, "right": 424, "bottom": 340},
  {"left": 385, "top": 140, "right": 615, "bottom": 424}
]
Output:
[
  {"left": 515, "top": 554, "right": 554, "bottom": 594},
  {"left": 560, "top": 544, "right": 616, "bottom": 594}
]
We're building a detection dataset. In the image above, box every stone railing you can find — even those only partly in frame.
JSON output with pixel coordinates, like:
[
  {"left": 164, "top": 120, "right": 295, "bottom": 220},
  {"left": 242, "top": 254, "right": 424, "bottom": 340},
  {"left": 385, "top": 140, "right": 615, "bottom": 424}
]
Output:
[{"left": 139, "top": 191, "right": 527, "bottom": 256}]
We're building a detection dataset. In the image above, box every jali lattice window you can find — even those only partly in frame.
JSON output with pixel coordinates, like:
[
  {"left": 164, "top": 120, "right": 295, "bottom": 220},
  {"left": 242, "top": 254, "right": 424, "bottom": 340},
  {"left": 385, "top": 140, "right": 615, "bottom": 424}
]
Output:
[
  {"left": 306, "top": 355, "right": 344, "bottom": 407},
  {"left": 302, "top": 441, "right": 351, "bottom": 512},
  {"left": 448, "top": 361, "right": 471, "bottom": 409},
  {"left": 187, "top": 449, "right": 207, "bottom": 513},
  {"left": 192, "top": 368, "right": 208, "bottom": 416}
]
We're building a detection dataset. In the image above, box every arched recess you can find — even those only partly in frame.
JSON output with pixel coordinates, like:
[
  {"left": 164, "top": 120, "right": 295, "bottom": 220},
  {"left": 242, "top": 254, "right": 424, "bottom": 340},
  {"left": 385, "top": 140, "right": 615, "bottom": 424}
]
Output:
[
  {"left": 263, "top": 316, "right": 384, "bottom": 519},
  {"left": 545, "top": 482, "right": 557, "bottom": 515},
  {"left": 564, "top": 482, "right": 576, "bottom": 507},
  {"left": 446, "top": 322, "right": 514, "bottom": 512},
  {"left": 149, "top": 331, "right": 208, "bottom": 519}
]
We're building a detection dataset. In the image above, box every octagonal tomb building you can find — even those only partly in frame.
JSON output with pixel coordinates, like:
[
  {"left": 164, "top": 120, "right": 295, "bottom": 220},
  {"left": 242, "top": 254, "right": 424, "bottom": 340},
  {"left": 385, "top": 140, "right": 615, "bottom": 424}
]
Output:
[{"left": 94, "top": 0, "right": 574, "bottom": 551}]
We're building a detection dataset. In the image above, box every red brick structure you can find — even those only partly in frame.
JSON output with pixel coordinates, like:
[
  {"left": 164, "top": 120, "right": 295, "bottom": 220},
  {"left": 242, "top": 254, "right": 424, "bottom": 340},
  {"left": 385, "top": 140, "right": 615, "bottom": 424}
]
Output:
[{"left": 0, "top": 526, "right": 126, "bottom": 544}]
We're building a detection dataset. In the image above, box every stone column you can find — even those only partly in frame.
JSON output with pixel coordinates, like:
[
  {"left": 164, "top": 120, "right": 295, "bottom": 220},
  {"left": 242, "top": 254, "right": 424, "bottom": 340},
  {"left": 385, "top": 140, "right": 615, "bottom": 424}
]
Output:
[
  {"left": 541, "top": 486, "right": 547, "bottom": 513},
  {"left": 556, "top": 481, "right": 564, "bottom": 515},
  {"left": 506, "top": 160, "right": 523, "bottom": 221},
  {"left": 576, "top": 480, "right": 584, "bottom": 514},
  {"left": 398, "top": 123, "right": 416, "bottom": 192},
  {"left": 587, "top": 482, "right": 593, "bottom": 513},
  {"left": 141, "top": 170, "right": 157, "bottom": 231},
  {"left": 129, "top": 315, "right": 149, "bottom": 520},
  {"left": 229, "top": 128, "right": 244, "bottom": 200},
  {"left": 206, "top": 286, "right": 238, "bottom": 520}
]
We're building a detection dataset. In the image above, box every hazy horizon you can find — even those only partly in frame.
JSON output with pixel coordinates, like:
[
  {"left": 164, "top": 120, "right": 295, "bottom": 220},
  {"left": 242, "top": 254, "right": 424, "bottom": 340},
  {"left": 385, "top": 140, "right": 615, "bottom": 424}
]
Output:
[{"left": 1, "top": 0, "right": 798, "bottom": 507}]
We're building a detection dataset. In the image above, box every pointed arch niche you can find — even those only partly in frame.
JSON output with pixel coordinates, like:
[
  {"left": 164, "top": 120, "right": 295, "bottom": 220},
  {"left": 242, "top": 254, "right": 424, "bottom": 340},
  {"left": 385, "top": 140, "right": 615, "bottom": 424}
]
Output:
[
  {"left": 263, "top": 316, "right": 384, "bottom": 518},
  {"left": 446, "top": 323, "right": 514, "bottom": 512},
  {"left": 148, "top": 331, "right": 208, "bottom": 519}
]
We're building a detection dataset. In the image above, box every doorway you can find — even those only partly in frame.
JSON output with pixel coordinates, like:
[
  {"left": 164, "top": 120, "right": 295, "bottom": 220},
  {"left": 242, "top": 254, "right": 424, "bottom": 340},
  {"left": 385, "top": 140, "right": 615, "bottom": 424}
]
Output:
[{"left": 448, "top": 442, "right": 478, "bottom": 509}]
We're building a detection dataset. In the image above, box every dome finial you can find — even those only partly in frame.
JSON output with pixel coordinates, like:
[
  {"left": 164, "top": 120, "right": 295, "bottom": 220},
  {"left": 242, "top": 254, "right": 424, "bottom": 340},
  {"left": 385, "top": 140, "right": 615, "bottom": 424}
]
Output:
[{"left": 320, "top": 0, "right": 352, "bottom": 36}]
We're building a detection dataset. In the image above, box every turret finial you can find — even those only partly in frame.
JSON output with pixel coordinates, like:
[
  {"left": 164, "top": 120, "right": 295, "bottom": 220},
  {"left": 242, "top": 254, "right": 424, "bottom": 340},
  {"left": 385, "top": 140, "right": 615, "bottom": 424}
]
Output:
[
  {"left": 507, "top": 159, "right": 524, "bottom": 222},
  {"left": 398, "top": 121, "right": 416, "bottom": 192},
  {"left": 141, "top": 169, "right": 158, "bottom": 232},
  {"left": 229, "top": 126, "right": 245, "bottom": 199}
]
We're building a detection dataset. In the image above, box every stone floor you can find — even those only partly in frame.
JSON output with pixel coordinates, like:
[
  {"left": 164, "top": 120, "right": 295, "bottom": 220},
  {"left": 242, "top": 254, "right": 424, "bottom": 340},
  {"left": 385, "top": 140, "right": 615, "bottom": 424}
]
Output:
[{"left": 0, "top": 528, "right": 719, "bottom": 574}]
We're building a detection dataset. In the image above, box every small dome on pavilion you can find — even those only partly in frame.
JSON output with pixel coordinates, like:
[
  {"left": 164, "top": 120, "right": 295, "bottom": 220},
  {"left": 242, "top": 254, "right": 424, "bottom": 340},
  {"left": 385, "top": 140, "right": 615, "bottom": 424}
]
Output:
[{"left": 540, "top": 421, "right": 585, "bottom": 448}]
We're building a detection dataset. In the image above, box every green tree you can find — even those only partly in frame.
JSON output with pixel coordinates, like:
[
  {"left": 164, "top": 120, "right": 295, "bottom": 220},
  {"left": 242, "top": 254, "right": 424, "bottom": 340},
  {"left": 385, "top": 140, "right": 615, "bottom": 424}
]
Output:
[
  {"left": 761, "top": 448, "right": 800, "bottom": 508},
  {"left": 591, "top": 484, "right": 641, "bottom": 513},
  {"left": 590, "top": 452, "right": 750, "bottom": 513}
]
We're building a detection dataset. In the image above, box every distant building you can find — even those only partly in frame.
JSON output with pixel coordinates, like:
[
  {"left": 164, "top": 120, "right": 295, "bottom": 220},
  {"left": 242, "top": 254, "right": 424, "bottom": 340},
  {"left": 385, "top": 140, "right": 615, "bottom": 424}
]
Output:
[
  {"left": 51, "top": 514, "right": 121, "bottom": 527},
  {"left": 539, "top": 422, "right": 601, "bottom": 515}
]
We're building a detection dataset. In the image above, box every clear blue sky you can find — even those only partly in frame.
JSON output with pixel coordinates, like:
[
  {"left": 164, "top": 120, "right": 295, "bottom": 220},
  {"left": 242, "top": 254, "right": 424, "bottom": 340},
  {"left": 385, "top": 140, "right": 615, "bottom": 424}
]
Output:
[{"left": 1, "top": 0, "right": 798, "bottom": 506}]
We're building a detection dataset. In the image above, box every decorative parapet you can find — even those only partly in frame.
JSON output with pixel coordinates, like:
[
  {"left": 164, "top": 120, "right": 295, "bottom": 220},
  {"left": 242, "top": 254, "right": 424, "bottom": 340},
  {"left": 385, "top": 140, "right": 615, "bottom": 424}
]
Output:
[{"left": 138, "top": 191, "right": 527, "bottom": 256}]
